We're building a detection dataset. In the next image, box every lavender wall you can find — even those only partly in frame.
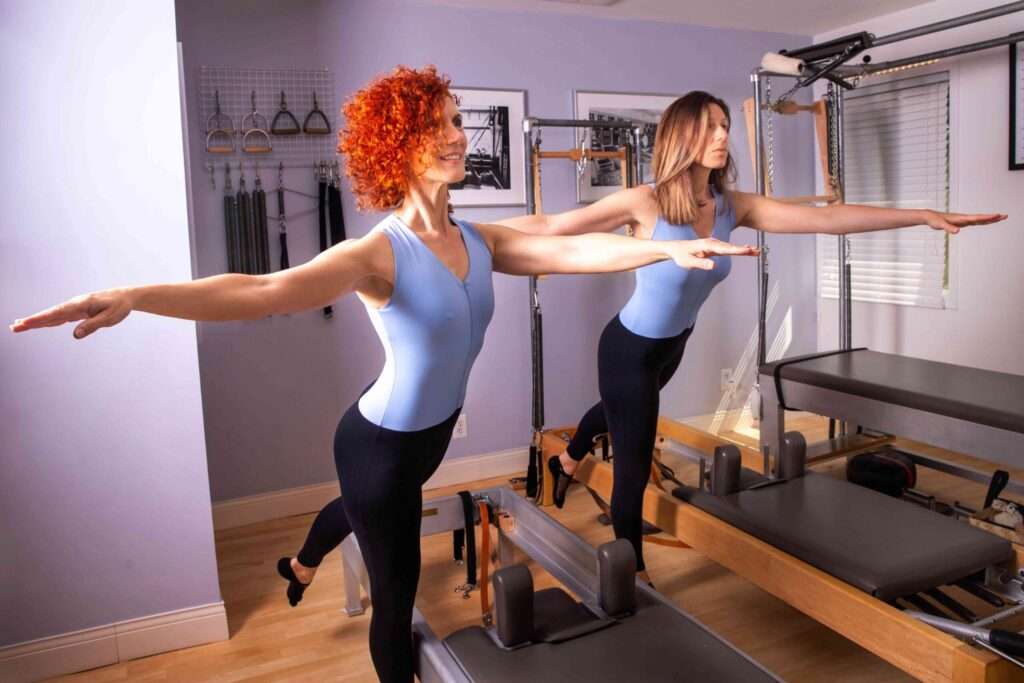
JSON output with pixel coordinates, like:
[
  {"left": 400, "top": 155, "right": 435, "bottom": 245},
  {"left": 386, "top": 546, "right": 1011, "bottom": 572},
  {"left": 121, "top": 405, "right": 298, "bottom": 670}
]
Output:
[
  {"left": 176, "top": 0, "right": 817, "bottom": 502},
  {"left": 1, "top": 1, "right": 221, "bottom": 647}
]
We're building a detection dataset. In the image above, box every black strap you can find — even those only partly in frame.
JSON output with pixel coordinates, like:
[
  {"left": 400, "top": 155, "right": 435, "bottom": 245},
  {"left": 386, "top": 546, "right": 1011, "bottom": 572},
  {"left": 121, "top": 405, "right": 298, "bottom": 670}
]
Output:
[
  {"left": 328, "top": 185, "right": 346, "bottom": 244},
  {"left": 771, "top": 348, "right": 867, "bottom": 410},
  {"left": 453, "top": 529, "right": 464, "bottom": 563},
  {"left": 317, "top": 181, "right": 333, "bottom": 318},
  {"left": 457, "top": 491, "right": 477, "bottom": 588},
  {"left": 277, "top": 186, "right": 290, "bottom": 270}
]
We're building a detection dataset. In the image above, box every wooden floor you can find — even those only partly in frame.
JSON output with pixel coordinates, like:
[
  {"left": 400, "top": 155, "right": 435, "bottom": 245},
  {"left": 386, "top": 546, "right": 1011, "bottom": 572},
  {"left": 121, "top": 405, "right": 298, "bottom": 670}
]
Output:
[{"left": 51, "top": 429, "right": 1023, "bottom": 682}]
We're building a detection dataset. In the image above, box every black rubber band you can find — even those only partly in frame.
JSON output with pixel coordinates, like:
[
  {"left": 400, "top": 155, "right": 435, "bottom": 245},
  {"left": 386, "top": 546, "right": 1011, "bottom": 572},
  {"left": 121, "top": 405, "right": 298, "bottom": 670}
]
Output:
[
  {"left": 771, "top": 348, "right": 867, "bottom": 410},
  {"left": 458, "top": 491, "right": 477, "bottom": 588}
]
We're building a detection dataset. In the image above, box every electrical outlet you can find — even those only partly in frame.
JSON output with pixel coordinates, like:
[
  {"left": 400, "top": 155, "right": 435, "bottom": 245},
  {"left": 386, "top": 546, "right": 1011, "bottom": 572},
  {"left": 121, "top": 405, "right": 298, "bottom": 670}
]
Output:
[
  {"left": 720, "top": 368, "right": 733, "bottom": 392},
  {"left": 453, "top": 413, "right": 468, "bottom": 439}
]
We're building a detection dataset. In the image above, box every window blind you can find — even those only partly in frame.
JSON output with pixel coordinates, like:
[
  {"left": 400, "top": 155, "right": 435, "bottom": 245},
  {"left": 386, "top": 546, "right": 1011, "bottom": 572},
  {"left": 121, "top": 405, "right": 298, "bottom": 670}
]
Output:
[{"left": 818, "top": 71, "right": 950, "bottom": 308}]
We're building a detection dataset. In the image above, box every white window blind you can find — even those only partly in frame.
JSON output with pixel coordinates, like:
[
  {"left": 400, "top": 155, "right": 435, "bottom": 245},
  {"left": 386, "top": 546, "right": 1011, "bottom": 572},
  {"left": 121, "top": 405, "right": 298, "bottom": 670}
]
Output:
[{"left": 818, "top": 71, "right": 950, "bottom": 308}]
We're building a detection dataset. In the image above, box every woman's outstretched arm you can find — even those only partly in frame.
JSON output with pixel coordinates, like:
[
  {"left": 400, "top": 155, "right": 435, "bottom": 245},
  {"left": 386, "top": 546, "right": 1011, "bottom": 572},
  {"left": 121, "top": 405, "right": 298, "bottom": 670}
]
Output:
[
  {"left": 731, "top": 190, "right": 1006, "bottom": 235},
  {"left": 478, "top": 222, "right": 757, "bottom": 276},
  {"left": 10, "top": 233, "right": 390, "bottom": 339},
  {"left": 495, "top": 185, "right": 655, "bottom": 236}
]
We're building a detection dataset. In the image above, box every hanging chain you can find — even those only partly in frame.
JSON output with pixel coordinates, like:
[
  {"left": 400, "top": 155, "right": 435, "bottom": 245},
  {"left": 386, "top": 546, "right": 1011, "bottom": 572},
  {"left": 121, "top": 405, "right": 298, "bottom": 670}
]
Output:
[
  {"left": 827, "top": 86, "right": 841, "bottom": 199},
  {"left": 765, "top": 77, "right": 776, "bottom": 196}
]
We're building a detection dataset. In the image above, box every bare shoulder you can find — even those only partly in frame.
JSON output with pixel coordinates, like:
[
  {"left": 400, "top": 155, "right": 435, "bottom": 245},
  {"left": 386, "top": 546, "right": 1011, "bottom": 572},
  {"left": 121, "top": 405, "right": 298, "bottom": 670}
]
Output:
[
  {"left": 725, "top": 190, "right": 756, "bottom": 224},
  {"left": 471, "top": 221, "right": 511, "bottom": 254},
  {"left": 630, "top": 184, "right": 660, "bottom": 238}
]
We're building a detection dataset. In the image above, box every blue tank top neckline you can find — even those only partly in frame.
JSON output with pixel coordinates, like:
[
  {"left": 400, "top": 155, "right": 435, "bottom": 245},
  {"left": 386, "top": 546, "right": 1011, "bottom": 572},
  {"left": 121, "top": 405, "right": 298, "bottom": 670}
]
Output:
[{"left": 358, "top": 214, "right": 495, "bottom": 431}]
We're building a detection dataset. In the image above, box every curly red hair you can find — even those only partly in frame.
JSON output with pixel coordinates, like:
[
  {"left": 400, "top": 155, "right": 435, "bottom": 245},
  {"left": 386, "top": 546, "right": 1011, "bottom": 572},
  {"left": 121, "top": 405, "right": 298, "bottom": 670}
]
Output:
[{"left": 338, "top": 65, "right": 453, "bottom": 211}]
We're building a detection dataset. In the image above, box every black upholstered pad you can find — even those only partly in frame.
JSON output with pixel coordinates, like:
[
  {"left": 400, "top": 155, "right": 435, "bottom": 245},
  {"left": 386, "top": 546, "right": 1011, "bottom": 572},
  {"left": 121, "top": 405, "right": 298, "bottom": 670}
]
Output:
[
  {"left": 674, "top": 472, "right": 1012, "bottom": 600},
  {"left": 444, "top": 592, "right": 776, "bottom": 682},
  {"left": 762, "top": 349, "right": 1024, "bottom": 434}
]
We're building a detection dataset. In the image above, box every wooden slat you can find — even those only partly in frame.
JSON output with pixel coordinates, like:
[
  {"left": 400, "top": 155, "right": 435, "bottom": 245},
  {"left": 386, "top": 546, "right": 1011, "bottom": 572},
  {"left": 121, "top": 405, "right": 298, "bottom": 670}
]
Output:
[
  {"left": 575, "top": 457, "right": 1011, "bottom": 683},
  {"left": 656, "top": 416, "right": 765, "bottom": 472}
]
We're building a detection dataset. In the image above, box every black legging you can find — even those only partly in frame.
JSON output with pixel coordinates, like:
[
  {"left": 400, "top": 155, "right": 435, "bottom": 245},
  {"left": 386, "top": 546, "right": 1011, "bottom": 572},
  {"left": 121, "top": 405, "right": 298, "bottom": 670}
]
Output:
[
  {"left": 565, "top": 315, "right": 692, "bottom": 571},
  {"left": 295, "top": 403, "right": 460, "bottom": 683}
]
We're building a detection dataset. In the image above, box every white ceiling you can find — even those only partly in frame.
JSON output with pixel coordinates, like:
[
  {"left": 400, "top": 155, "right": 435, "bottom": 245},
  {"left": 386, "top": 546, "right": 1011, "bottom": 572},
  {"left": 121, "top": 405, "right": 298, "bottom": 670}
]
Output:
[{"left": 420, "top": 0, "right": 937, "bottom": 36}]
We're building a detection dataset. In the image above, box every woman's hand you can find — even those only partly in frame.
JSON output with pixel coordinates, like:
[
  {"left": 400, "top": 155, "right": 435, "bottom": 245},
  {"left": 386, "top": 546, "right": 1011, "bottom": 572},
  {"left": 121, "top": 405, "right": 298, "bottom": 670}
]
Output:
[
  {"left": 924, "top": 211, "right": 1007, "bottom": 234},
  {"left": 666, "top": 238, "right": 760, "bottom": 270},
  {"left": 11, "top": 288, "right": 136, "bottom": 339}
]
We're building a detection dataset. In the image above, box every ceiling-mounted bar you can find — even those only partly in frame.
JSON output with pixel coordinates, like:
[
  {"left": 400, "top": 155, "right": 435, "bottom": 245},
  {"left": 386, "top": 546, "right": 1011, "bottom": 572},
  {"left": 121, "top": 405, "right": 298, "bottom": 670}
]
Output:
[
  {"left": 839, "top": 31, "right": 1024, "bottom": 77},
  {"left": 871, "top": 1, "right": 1024, "bottom": 48}
]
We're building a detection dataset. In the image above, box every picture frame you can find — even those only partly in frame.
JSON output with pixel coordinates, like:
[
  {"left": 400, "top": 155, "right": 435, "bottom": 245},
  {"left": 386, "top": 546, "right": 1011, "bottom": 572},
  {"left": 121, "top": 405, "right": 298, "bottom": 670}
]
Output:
[
  {"left": 573, "top": 89, "right": 679, "bottom": 203},
  {"left": 1011, "top": 41, "right": 1023, "bottom": 170},
  {"left": 449, "top": 86, "right": 527, "bottom": 207}
]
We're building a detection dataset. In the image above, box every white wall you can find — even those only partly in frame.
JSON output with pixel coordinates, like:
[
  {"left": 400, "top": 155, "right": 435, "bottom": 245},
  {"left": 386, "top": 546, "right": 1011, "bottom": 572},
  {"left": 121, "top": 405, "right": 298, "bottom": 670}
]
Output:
[
  {"left": 815, "top": 0, "right": 1024, "bottom": 374},
  {"left": 0, "top": 0, "right": 223, "bottom": 665}
]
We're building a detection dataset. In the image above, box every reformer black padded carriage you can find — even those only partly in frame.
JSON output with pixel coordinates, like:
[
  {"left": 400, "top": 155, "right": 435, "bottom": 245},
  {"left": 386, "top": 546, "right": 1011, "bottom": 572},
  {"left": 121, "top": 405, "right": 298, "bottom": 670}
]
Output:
[
  {"left": 673, "top": 460, "right": 1013, "bottom": 600},
  {"left": 443, "top": 539, "right": 780, "bottom": 682}
]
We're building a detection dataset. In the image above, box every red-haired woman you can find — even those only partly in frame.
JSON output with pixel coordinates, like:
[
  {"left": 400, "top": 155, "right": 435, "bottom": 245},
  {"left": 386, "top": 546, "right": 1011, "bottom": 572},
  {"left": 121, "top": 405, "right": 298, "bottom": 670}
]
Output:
[
  {"left": 10, "top": 69, "right": 757, "bottom": 682},
  {"left": 501, "top": 90, "right": 1006, "bottom": 584}
]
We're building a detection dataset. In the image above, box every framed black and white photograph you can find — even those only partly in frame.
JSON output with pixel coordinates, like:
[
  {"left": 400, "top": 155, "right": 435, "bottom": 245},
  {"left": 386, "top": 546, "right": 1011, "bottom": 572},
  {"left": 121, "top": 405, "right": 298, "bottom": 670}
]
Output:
[
  {"left": 450, "top": 87, "right": 527, "bottom": 206},
  {"left": 1011, "top": 41, "right": 1023, "bottom": 170},
  {"left": 573, "top": 90, "right": 678, "bottom": 203}
]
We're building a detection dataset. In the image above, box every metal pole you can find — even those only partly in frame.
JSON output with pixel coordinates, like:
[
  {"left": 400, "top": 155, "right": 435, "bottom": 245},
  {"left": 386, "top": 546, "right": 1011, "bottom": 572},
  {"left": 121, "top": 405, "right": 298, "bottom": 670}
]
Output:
[
  {"left": 835, "top": 85, "right": 851, "bottom": 353},
  {"left": 850, "top": 31, "right": 1024, "bottom": 75},
  {"left": 751, "top": 73, "right": 767, "bottom": 370},
  {"left": 872, "top": 1, "right": 1024, "bottom": 47},
  {"left": 632, "top": 125, "right": 644, "bottom": 186},
  {"left": 525, "top": 117, "right": 636, "bottom": 130},
  {"left": 522, "top": 119, "right": 542, "bottom": 500},
  {"left": 751, "top": 72, "right": 772, "bottom": 473}
]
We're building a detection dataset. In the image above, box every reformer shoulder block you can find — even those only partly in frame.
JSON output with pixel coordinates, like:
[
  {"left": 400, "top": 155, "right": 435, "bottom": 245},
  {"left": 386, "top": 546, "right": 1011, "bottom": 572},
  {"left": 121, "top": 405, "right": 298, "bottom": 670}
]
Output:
[
  {"left": 597, "top": 539, "right": 636, "bottom": 617},
  {"left": 710, "top": 444, "right": 742, "bottom": 496},
  {"left": 778, "top": 431, "right": 807, "bottom": 480},
  {"left": 493, "top": 564, "right": 534, "bottom": 647}
]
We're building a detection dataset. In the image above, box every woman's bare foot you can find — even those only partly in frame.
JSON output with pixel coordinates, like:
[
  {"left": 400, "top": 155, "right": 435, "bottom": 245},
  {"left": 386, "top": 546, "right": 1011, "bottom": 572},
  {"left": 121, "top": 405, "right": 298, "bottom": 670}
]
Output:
[
  {"left": 559, "top": 451, "right": 578, "bottom": 476},
  {"left": 277, "top": 557, "right": 317, "bottom": 607},
  {"left": 291, "top": 558, "right": 316, "bottom": 585}
]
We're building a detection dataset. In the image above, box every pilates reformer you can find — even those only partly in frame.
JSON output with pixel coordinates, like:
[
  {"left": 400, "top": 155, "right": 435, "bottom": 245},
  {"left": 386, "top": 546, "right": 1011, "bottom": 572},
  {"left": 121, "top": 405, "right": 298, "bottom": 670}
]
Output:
[
  {"left": 573, "top": 425, "right": 1024, "bottom": 682},
  {"left": 336, "top": 486, "right": 781, "bottom": 682}
]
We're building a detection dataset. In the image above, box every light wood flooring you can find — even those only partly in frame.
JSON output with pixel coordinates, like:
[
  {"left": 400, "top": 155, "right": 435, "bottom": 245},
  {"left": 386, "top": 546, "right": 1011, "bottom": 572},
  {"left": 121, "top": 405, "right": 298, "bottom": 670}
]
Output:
[{"left": 51, "top": 419, "right": 1024, "bottom": 682}]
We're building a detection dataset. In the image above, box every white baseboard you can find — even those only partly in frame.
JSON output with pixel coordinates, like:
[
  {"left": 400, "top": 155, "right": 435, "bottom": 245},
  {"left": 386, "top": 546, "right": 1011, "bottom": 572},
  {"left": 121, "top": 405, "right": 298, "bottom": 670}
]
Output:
[
  {"left": 212, "top": 447, "right": 529, "bottom": 530},
  {"left": 0, "top": 602, "right": 228, "bottom": 683},
  {"left": 212, "top": 480, "right": 342, "bottom": 531}
]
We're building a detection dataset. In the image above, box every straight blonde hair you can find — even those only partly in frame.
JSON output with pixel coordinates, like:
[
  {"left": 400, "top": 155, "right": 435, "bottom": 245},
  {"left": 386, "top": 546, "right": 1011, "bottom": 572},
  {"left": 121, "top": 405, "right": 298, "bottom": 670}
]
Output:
[{"left": 652, "top": 91, "right": 737, "bottom": 225}]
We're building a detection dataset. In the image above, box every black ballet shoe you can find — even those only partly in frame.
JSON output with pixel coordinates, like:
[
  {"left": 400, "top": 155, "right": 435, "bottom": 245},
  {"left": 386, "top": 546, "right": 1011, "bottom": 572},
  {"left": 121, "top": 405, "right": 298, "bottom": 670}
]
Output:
[
  {"left": 277, "top": 557, "right": 311, "bottom": 607},
  {"left": 548, "top": 456, "right": 575, "bottom": 509}
]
